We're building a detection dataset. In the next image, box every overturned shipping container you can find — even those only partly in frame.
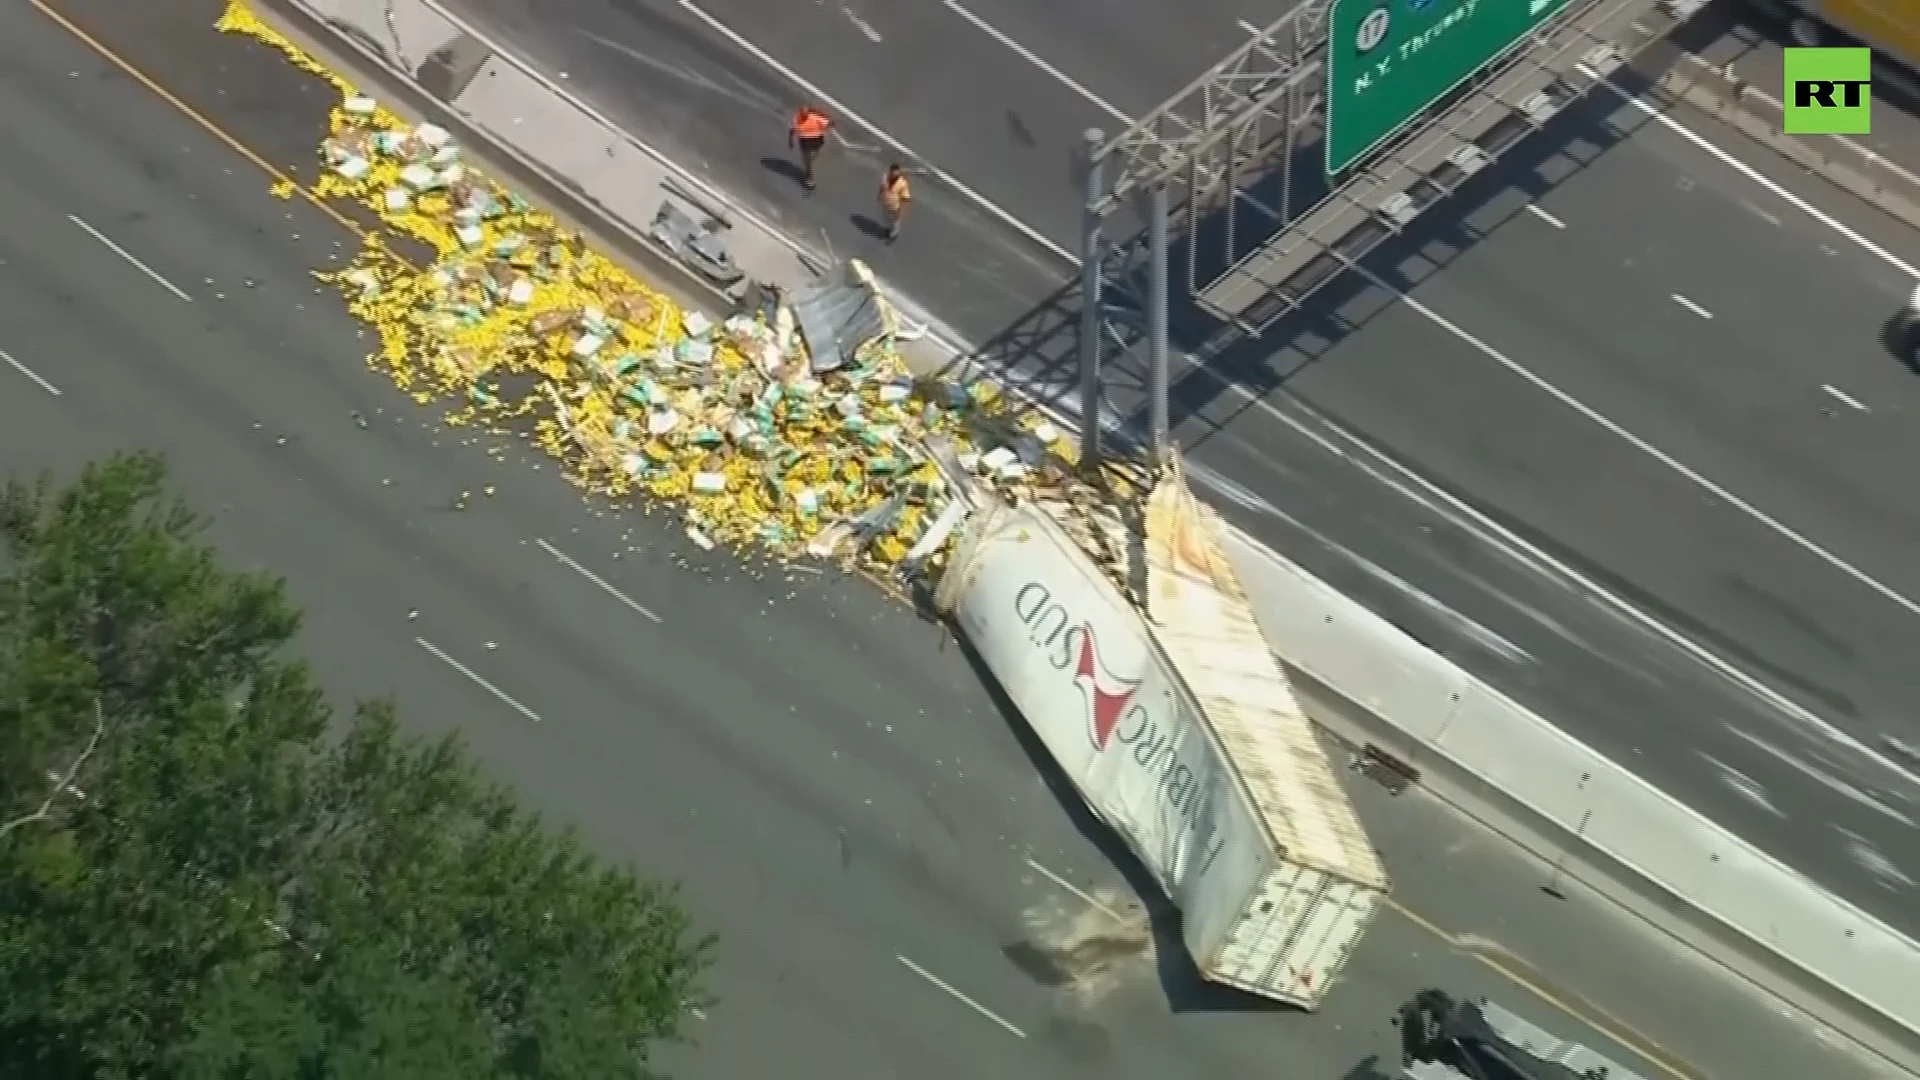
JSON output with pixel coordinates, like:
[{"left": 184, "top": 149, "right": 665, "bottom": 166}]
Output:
[{"left": 935, "top": 470, "right": 1388, "bottom": 1009}]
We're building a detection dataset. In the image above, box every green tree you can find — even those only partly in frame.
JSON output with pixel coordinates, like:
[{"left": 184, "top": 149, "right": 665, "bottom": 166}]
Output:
[{"left": 0, "top": 452, "right": 711, "bottom": 1079}]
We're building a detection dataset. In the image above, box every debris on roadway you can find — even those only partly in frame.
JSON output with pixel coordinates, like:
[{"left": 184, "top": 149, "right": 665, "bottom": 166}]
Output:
[{"left": 218, "top": 0, "right": 1133, "bottom": 583}]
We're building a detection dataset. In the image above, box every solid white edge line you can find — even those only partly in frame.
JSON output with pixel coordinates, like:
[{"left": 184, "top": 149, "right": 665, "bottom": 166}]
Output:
[
  {"left": 536, "top": 538, "right": 664, "bottom": 622},
  {"left": 0, "top": 346, "right": 61, "bottom": 396},
  {"left": 415, "top": 637, "right": 544, "bottom": 722},
  {"left": 674, "top": 0, "right": 1079, "bottom": 265},
  {"left": 894, "top": 955, "right": 1027, "bottom": 1038},
  {"left": 938, "top": 0, "right": 1132, "bottom": 124},
  {"left": 67, "top": 214, "right": 195, "bottom": 303},
  {"left": 1584, "top": 66, "right": 1920, "bottom": 280}
]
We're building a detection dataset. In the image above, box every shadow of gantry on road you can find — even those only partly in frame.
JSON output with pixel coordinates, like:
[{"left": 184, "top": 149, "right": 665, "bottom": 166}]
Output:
[{"left": 942, "top": 34, "right": 1715, "bottom": 465}]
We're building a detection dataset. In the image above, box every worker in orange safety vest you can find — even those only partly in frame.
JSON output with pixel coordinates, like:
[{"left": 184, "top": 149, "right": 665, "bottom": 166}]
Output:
[
  {"left": 878, "top": 163, "right": 911, "bottom": 243},
  {"left": 788, "top": 104, "right": 833, "bottom": 191}
]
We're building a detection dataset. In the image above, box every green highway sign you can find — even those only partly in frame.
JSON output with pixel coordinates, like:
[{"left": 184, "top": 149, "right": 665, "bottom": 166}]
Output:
[{"left": 1325, "top": 0, "right": 1575, "bottom": 176}]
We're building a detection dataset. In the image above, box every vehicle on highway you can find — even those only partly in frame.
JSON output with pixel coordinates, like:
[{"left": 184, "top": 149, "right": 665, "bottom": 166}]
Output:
[
  {"left": 1399, "top": 989, "right": 1649, "bottom": 1080},
  {"left": 1898, "top": 280, "right": 1920, "bottom": 367}
]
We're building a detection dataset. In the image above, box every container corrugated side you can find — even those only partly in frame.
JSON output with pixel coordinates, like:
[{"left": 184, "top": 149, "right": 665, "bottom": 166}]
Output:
[{"left": 1142, "top": 461, "right": 1388, "bottom": 894}]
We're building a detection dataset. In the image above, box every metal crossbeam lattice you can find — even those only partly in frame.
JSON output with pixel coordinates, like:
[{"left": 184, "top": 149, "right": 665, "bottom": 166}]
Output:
[{"left": 1092, "top": 3, "right": 1332, "bottom": 217}]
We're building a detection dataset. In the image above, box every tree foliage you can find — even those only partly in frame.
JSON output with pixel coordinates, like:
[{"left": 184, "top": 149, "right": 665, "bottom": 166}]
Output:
[{"left": 0, "top": 452, "right": 711, "bottom": 1079}]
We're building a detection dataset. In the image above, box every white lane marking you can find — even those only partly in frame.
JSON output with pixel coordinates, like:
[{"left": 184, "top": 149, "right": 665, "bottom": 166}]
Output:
[
  {"left": 415, "top": 637, "right": 544, "bottom": 722},
  {"left": 1697, "top": 752, "right": 1787, "bottom": 819},
  {"left": 1024, "top": 856, "right": 1127, "bottom": 921},
  {"left": 1585, "top": 67, "right": 1920, "bottom": 280},
  {"left": 1238, "top": 18, "right": 1262, "bottom": 35},
  {"left": 1671, "top": 293, "right": 1713, "bottom": 319},
  {"left": 1525, "top": 203, "right": 1566, "bottom": 228},
  {"left": 1724, "top": 725, "right": 1919, "bottom": 827},
  {"left": 939, "top": 0, "right": 1131, "bottom": 123},
  {"left": 536, "top": 538, "right": 664, "bottom": 622},
  {"left": 895, "top": 955, "right": 1027, "bottom": 1038},
  {"left": 1383, "top": 278, "right": 1920, "bottom": 621},
  {"left": 840, "top": 6, "right": 884, "bottom": 43},
  {"left": 1741, "top": 201, "right": 1782, "bottom": 228},
  {"left": 0, "top": 346, "right": 61, "bottom": 396},
  {"left": 1844, "top": 831, "right": 1918, "bottom": 892},
  {"left": 1823, "top": 384, "right": 1869, "bottom": 412},
  {"left": 67, "top": 214, "right": 194, "bottom": 303},
  {"left": 675, "top": 0, "right": 1077, "bottom": 264}
]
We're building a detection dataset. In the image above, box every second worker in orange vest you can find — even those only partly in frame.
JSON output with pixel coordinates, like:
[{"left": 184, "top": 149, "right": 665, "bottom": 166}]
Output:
[
  {"left": 788, "top": 105, "right": 832, "bottom": 191},
  {"left": 878, "top": 163, "right": 911, "bottom": 244}
]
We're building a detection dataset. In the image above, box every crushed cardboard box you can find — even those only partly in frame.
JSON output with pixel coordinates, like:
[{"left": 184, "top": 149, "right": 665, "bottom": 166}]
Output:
[{"left": 219, "top": 0, "right": 1130, "bottom": 578}]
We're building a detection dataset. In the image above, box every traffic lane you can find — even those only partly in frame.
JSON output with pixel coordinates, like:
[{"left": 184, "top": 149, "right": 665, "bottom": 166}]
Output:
[
  {"left": 1268, "top": 280, "right": 1920, "bottom": 859},
  {"left": 1400, "top": 151, "right": 1920, "bottom": 739},
  {"left": 436, "top": 0, "right": 1072, "bottom": 342},
  {"left": 0, "top": 13, "right": 1090, "bottom": 1076},
  {"left": 1616, "top": 69, "right": 1920, "bottom": 275},
  {"left": 1596, "top": 72, "right": 1920, "bottom": 287},
  {"left": 602, "top": 0, "right": 1107, "bottom": 245},
  {"left": 1162, "top": 374, "right": 1920, "bottom": 937},
  {"left": 1521, "top": 94, "right": 1917, "bottom": 364},
  {"left": 917, "top": 0, "right": 1257, "bottom": 118},
  {"left": 1447, "top": 115, "right": 1920, "bottom": 581}
]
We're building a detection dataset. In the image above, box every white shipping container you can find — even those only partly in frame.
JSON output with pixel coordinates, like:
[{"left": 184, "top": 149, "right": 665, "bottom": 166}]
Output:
[
  {"left": 1142, "top": 463, "right": 1389, "bottom": 1002},
  {"left": 936, "top": 493, "right": 1388, "bottom": 1009}
]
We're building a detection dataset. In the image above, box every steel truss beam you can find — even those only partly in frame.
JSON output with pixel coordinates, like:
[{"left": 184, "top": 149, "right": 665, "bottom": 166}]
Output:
[{"left": 1091, "top": 2, "right": 1333, "bottom": 218}]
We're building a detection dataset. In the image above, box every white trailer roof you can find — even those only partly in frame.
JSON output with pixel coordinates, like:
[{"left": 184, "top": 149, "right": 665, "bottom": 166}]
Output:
[{"left": 1142, "top": 460, "right": 1388, "bottom": 891}]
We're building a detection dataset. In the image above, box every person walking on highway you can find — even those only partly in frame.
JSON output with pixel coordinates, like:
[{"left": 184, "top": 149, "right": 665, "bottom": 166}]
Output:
[
  {"left": 788, "top": 104, "right": 833, "bottom": 191},
  {"left": 878, "top": 163, "right": 911, "bottom": 244}
]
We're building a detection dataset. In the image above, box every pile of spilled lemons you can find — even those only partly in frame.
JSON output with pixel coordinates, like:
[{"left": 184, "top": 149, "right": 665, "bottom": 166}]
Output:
[{"left": 217, "top": 0, "right": 1122, "bottom": 579}]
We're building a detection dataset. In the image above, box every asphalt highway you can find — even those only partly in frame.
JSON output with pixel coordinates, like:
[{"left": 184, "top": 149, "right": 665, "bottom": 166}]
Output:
[
  {"left": 432, "top": 0, "right": 1920, "bottom": 936},
  {"left": 2, "top": 1, "right": 1881, "bottom": 1078}
]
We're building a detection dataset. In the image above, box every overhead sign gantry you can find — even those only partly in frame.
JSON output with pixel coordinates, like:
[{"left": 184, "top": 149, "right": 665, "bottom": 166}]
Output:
[{"left": 1070, "top": 0, "right": 1707, "bottom": 470}]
